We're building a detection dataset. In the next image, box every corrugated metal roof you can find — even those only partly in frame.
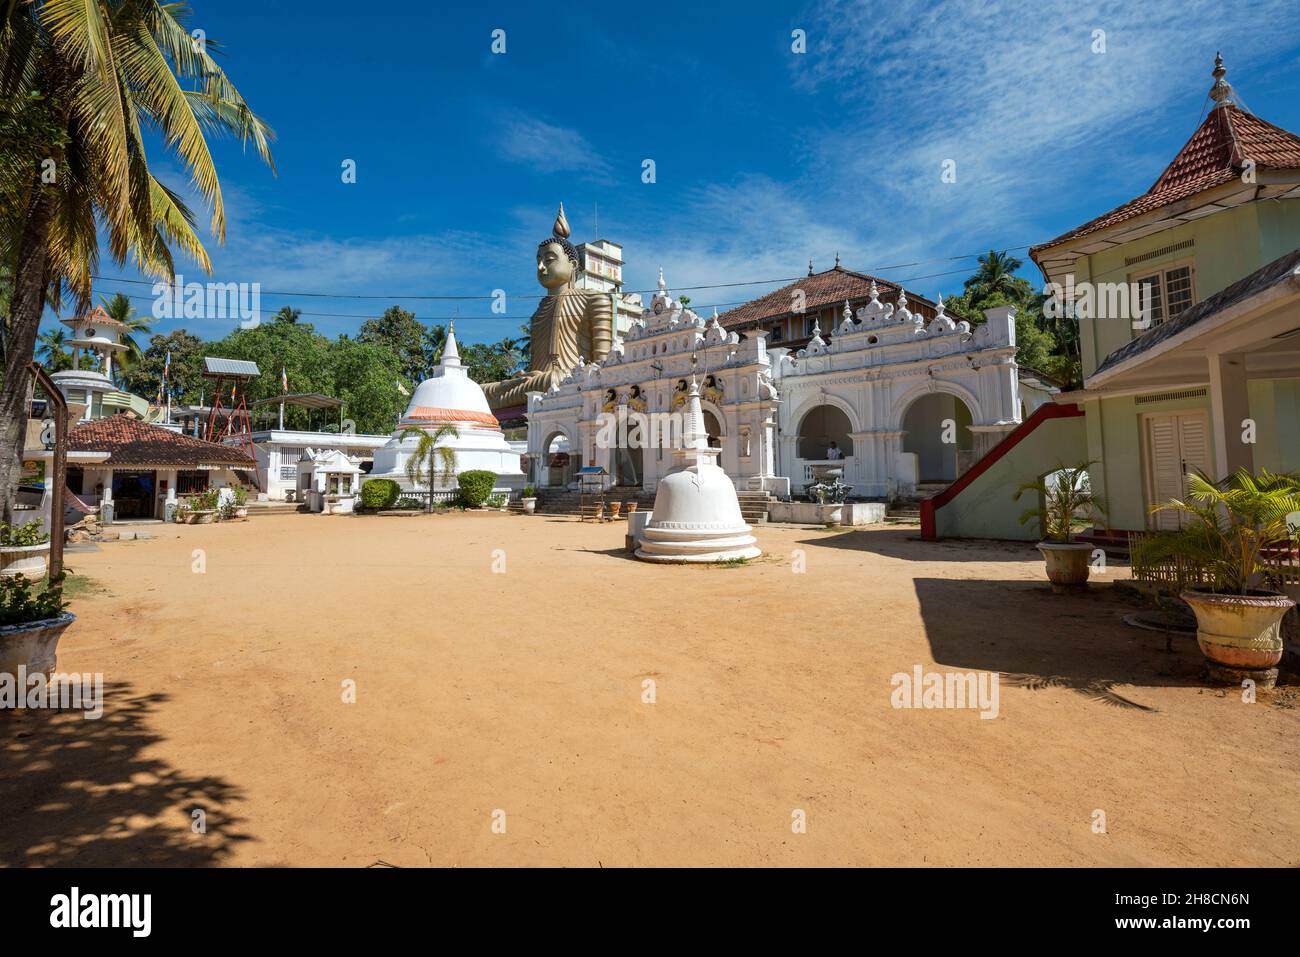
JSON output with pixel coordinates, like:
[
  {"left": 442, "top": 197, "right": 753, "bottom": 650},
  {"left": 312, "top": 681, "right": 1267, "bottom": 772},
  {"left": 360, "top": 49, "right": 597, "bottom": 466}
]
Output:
[{"left": 203, "top": 357, "right": 261, "bottom": 377}]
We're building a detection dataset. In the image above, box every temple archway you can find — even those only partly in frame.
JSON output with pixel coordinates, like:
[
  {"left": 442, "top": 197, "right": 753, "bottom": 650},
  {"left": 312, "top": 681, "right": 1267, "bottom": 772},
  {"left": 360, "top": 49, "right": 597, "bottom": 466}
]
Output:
[
  {"left": 543, "top": 430, "right": 575, "bottom": 488},
  {"left": 702, "top": 409, "right": 723, "bottom": 450},
  {"left": 900, "top": 392, "right": 974, "bottom": 482},
  {"left": 796, "top": 404, "right": 854, "bottom": 460}
]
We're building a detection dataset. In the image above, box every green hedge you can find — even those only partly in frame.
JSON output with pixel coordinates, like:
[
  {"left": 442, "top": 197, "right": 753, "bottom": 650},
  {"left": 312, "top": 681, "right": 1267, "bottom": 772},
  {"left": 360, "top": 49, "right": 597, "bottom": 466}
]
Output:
[
  {"left": 360, "top": 478, "right": 400, "bottom": 510},
  {"left": 456, "top": 470, "right": 497, "bottom": 508}
]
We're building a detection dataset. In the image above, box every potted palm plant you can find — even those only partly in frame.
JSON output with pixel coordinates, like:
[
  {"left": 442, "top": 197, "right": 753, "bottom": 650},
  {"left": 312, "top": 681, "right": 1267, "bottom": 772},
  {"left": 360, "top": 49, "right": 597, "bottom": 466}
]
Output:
[
  {"left": 521, "top": 486, "right": 538, "bottom": 515},
  {"left": 1, "top": 573, "right": 74, "bottom": 679},
  {"left": 402, "top": 424, "right": 460, "bottom": 512},
  {"left": 1151, "top": 469, "right": 1300, "bottom": 688},
  {"left": 1015, "top": 463, "right": 1104, "bottom": 590},
  {"left": 1, "top": 520, "right": 52, "bottom": 579}
]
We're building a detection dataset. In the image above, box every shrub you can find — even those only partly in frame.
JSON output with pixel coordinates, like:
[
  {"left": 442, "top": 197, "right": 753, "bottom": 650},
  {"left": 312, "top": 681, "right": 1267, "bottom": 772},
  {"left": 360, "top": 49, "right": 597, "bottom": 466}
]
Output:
[
  {"left": 0, "top": 520, "right": 50, "bottom": 547},
  {"left": 456, "top": 470, "right": 497, "bottom": 508},
  {"left": 0, "top": 572, "right": 68, "bottom": 627},
  {"left": 394, "top": 496, "right": 424, "bottom": 510},
  {"left": 522, "top": 485, "right": 536, "bottom": 498},
  {"left": 361, "top": 478, "right": 401, "bottom": 510}
]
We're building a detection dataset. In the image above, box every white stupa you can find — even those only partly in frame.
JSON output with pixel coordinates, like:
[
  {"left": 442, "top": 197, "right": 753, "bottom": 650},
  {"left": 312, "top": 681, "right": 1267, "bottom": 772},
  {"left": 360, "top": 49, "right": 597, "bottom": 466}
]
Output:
[
  {"left": 368, "top": 324, "right": 523, "bottom": 489},
  {"left": 636, "top": 377, "right": 761, "bottom": 563}
]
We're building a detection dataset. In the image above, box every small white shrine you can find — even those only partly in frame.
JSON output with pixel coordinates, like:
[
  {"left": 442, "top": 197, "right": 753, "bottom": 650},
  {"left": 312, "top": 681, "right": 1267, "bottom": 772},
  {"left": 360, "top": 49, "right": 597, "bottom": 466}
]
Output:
[
  {"left": 368, "top": 324, "right": 523, "bottom": 490},
  {"left": 297, "top": 448, "right": 364, "bottom": 513},
  {"left": 525, "top": 271, "right": 1021, "bottom": 500},
  {"left": 636, "top": 379, "right": 761, "bottom": 563}
]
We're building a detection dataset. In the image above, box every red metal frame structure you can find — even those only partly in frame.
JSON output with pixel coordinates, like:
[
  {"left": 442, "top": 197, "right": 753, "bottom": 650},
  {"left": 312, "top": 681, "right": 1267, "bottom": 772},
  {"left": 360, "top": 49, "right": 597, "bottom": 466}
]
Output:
[{"left": 202, "top": 357, "right": 259, "bottom": 455}]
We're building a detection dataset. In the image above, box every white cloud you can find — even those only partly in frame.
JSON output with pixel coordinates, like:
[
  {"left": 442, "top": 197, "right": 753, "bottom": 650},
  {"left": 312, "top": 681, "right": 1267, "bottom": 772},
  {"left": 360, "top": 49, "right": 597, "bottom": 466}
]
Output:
[
  {"left": 494, "top": 111, "right": 614, "bottom": 183},
  {"left": 796, "top": 0, "right": 1300, "bottom": 255}
]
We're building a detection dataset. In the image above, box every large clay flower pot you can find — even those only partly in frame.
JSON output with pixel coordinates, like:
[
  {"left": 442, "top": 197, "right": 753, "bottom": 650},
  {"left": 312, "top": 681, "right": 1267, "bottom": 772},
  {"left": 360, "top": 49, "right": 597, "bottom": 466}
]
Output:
[
  {"left": 521, "top": 498, "right": 537, "bottom": 514},
  {"left": 0, "top": 542, "right": 50, "bottom": 579},
  {"left": 1181, "top": 589, "right": 1295, "bottom": 688},
  {"left": 1036, "top": 541, "right": 1093, "bottom": 590},
  {"left": 0, "top": 612, "right": 76, "bottom": 679},
  {"left": 190, "top": 510, "right": 216, "bottom": 525}
]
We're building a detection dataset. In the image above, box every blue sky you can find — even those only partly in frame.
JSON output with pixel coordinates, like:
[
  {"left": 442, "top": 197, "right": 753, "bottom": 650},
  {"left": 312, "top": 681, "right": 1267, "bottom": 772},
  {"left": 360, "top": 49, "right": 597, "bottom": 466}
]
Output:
[{"left": 72, "top": 0, "right": 1300, "bottom": 346}]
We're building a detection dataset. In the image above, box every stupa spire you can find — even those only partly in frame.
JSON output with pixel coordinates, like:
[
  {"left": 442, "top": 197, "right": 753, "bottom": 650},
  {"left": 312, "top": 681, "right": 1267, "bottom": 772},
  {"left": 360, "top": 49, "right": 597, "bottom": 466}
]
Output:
[{"left": 442, "top": 321, "right": 461, "bottom": 368}]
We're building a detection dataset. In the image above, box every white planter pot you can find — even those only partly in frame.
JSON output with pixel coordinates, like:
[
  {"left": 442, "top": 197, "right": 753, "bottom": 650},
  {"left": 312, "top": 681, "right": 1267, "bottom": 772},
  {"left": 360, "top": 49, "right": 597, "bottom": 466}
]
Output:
[
  {"left": 1036, "top": 541, "right": 1093, "bottom": 590},
  {"left": 0, "top": 542, "right": 51, "bottom": 579},
  {"left": 522, "top": 498, "right": 537, "bottom": 514},
  {"left": 813, "top": 503, "right": 843, "bottom": 526},
  {"left": 1181, "top": 589, "right": 1295, "bottom": 688},
  {"left": 0, "top": 612, "right": 76, "bottom": 679}
]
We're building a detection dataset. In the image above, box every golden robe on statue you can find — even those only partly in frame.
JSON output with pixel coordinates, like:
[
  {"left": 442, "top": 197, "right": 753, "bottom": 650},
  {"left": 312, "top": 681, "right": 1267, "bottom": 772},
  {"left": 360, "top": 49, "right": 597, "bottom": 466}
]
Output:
[{"left": 482, "top": 203, "right": 614, "bottom": 410}]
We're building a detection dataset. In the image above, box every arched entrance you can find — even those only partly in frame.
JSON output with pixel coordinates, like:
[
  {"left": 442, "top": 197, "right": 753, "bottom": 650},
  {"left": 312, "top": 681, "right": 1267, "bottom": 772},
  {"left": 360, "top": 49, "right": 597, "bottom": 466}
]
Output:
[
  {"left": 702, "top": 410, "right": 723, "bottom": 450},
  {"left": 797, "top": 405, "right": 854, "bottom": 460},
  {"left": 901, "top": 393, "right": 974, "bottom": 482},
  {"left": 543, "top": 431, "right": 575, "bottom": 488}
]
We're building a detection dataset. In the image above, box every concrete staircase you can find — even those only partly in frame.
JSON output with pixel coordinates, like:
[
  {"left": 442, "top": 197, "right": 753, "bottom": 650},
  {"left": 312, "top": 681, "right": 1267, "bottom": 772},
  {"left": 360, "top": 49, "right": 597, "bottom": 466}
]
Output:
[
  {"left": 246, "top": 501, "right": 308, "bottom": 517},
  {"left": 884, "top": 482, "right": 948, "bottom": 524},
  {"left": 535, "top": 488, "right": 655, "bottom": 517},
  {"left": 736, "top": 490, "right": 774, "bottom": 524}
]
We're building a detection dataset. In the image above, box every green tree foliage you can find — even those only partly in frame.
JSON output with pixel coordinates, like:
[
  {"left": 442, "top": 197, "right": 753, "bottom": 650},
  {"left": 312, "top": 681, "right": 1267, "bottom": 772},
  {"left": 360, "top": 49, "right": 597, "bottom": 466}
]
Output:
[
  {"left": 37, "top": 327, "right": 72, "bottom": 372},
  {"left": 460, "top": 340, "right": 521, "bottom": 384},
  {"left": 328, "top": 338, "right": 406, "bottom": 434},
  {"left": 357, "top": 306, "right": 435, "bottom": 384},
  {"left": 943, "top": 251, "right": 1081, "bottom": 387},
  {"left": 122, "top": 329, "right": 206, "bottom": 405},
  {"left": 99, "top": 291, "right": 154, "bottom": 375}
]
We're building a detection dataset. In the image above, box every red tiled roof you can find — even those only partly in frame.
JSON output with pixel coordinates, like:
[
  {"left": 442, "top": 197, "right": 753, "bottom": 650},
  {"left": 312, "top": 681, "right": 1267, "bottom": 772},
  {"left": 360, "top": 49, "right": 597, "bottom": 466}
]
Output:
[
  {"left": 1031, "top": 104, "right": 1300, "bottom": 257},
  {"left": 69, "top": 416, "right": 255, "bottom": 467},
  {"left": 716, "top": 266, "right": 935, "bottom": 330}
]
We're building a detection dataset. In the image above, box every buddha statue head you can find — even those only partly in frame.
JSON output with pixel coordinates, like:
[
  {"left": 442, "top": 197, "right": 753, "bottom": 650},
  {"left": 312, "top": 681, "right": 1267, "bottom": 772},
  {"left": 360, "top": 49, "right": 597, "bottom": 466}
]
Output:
[{"left": 537, "top": 203, "right": 581, "bottom": 294}]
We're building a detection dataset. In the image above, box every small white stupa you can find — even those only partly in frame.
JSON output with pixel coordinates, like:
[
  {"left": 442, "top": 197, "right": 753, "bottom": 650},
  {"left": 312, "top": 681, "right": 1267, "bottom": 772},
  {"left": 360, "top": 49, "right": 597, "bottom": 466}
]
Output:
[
  {"left": 636, "top": 376, "right": 761, "bottom": 563},
  {"left": 368, "top": 323, "right": 523, "bottom": 489}
]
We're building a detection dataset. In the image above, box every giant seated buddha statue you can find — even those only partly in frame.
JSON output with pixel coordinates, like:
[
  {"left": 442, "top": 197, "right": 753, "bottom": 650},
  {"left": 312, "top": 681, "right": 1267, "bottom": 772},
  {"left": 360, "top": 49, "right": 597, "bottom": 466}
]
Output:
[{"left": 481, "top": 203, "right": 614, "bottom": 410}]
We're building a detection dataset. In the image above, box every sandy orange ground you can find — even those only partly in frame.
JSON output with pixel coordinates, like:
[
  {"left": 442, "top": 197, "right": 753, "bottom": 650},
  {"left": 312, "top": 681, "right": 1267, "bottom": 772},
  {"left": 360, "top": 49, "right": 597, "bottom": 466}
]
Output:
[{"left": 2, "top": 512, "right": 1297, "bottom": 867}]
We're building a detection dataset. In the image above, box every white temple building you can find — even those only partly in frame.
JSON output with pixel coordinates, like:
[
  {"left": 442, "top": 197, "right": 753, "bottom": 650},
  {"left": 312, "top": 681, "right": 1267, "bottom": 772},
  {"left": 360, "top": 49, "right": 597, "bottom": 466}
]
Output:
[
  {"left": 525, "top": 271, "right": 1022, "bottom": 501},
  {"left": 369, "top": 324, "right": 523, "bottom": 489}
]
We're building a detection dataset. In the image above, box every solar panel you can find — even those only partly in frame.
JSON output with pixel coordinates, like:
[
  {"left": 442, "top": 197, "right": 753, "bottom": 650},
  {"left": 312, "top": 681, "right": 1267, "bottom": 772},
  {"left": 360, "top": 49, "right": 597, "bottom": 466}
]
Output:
[{"left": 203, "top": 357, "right": 261, "bottom": 377}]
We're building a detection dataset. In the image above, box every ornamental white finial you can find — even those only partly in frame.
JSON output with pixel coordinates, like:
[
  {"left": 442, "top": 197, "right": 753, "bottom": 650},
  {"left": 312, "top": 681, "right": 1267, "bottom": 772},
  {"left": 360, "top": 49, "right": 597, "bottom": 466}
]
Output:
[
  {"left": 843, "top": 300, "right": 852, "bottom": 324},
  {"left": 935, "top": 293, "right": 946, "bottom": 318},
  {"left": 657, "top": 267, "right": 666, "bottom": 291}
]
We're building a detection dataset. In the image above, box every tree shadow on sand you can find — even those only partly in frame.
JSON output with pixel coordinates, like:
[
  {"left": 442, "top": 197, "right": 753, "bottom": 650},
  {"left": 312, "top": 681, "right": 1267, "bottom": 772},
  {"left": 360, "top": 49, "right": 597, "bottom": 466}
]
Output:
[
  {"left": 0, "top": 682, "right": 251, "bottom": 866},
  {"left": 912, "top": 578, "right": 1215, "bottom": 711}
]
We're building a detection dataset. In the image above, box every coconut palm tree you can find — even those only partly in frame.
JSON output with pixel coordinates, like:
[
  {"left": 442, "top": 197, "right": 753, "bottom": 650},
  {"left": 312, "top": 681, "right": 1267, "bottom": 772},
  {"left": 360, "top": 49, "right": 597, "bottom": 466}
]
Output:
[
  {"left": 272, "top": 305, "right": 301, "bottom": 324},
  {"left": 100, "top": 291, "right": 152, "bottom": 375},
  {"left": 401, "top": 424, "right": 460, "bottom": 512},
  {"left": 0, "top": 1, "right": 275, "bottom": 520},
  {"left": 37, "top": 327, "right": 72, "bottom": 372},
  {"left": 965, "top": 250, "right": 1024, "bottom": 305}
]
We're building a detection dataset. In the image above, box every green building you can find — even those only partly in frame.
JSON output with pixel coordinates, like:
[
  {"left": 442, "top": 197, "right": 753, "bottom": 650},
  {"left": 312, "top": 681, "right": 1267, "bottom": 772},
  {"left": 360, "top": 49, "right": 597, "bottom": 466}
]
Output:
[{"left": 925, "top": 56, "right": 1300, "bottom": 539}]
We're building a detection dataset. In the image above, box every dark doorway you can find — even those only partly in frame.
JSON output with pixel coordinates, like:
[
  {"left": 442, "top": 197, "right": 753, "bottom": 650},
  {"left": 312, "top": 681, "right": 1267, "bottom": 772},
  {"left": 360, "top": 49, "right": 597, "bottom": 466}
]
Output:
[{"left": 112, "top": 470, "right": 156, "bottom": 519}]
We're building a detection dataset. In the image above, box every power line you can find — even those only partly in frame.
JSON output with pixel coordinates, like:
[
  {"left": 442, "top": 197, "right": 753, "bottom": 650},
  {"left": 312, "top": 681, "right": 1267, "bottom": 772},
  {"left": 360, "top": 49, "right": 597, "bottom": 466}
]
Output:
[{"left": 85, "top": 244, "right": 1036, "bottom": 304}]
